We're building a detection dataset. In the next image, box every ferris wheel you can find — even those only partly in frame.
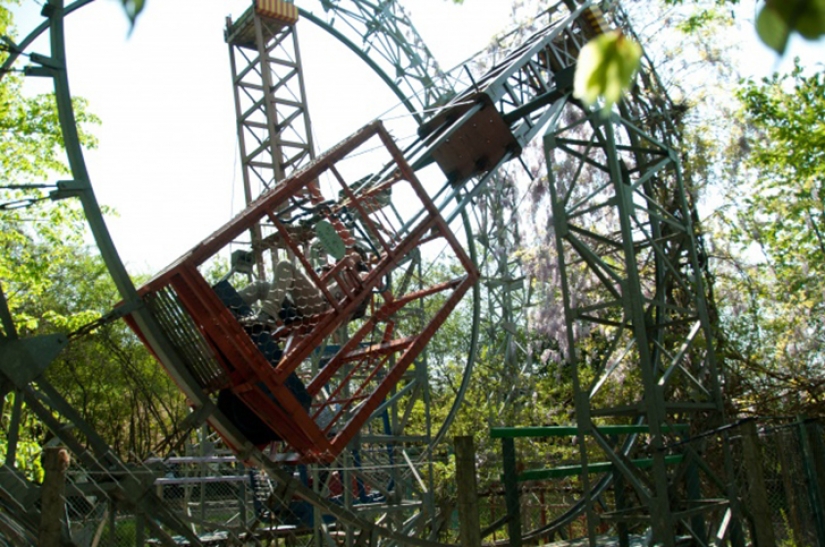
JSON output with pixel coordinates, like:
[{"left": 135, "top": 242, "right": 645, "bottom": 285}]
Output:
[{"left": 0, "top": 1, "right": 742, "bottom": 546}]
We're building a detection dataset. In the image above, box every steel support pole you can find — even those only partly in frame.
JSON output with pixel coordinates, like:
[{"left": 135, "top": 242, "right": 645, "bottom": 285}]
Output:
[
  {"left": 602, "top": 119, "right": 675, "bottom": 546},
  {"left": 502, "top": 437, "right": 522, "bottom": 547},
  {"left": 741, "top": 420, "right": 776, "bottom": 547}
]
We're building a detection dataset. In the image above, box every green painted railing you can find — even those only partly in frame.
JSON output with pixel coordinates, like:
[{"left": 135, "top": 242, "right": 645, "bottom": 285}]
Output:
[
  {"left": 490, "top": 423, "right": 689, "bottom": 439},
  {"left": 494, "top": 424, "right": 688, "bottom": 547}
]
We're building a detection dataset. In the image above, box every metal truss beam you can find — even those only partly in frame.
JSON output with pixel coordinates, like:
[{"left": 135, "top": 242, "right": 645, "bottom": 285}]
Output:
[
  {"left": 542, "top": 97, "right": 741, "bottom": 546},
  {"left": 227, "top": 11, "right": 316, "bottom": 197},
  {"left": 299, "top": 0, "right": 454, "bottom": 119},
  {"left": 299, "top": 0, "right": 540, "bottom": 405},
  {"left": 413, "top": 0, "right": 741, "bottom": 542}
]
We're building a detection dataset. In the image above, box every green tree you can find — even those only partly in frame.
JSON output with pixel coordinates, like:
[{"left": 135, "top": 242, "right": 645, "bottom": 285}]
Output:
[
  {"left": 1, "top": 0, "right": 187, "bottom": 461},
  {"left": 713, "top": 61, "right": 825, "bottom": 415}
]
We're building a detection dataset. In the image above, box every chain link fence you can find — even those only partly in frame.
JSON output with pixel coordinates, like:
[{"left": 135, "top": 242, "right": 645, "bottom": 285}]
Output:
[
  {"left": 472, "top": 418, "right": 825, "bottom": 547},
  {"left": 56, "top": 446, "right": 318, "bottom": 547},
  {"left": 6, "top": 419, "right": 825, "bottom": 546},
  {"left": 731, "top": 418, "right": 825, "bottom": 547}
]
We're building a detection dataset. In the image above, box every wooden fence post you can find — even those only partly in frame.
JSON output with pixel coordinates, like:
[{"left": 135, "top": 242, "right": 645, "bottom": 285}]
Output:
[
  {"left": 798, "top": 417, "right": 825, "bottom": 547},
  {"left": 808, "top": 421, "right": 825, "bottom": 523},
  {"left": 455, "top": 436, "right": 481, "bottom": 547},
  {"left": 741, "top": 420, "right": 776, "bottom": 547},
  {"left": 39, "top": 446, "right": 70, "bottom": 547},
  {"left": 778, "top": 434, "right": 806, "bottom": 547}
]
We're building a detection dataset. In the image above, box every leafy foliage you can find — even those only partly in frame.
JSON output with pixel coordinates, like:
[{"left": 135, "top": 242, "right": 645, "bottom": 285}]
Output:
[
  {"left": 713, "top": 61, "right": 825, "bottom": 415},
  {"left": 1, "top": 0, "right": 187, "bottom": 461},
  {"left": 661, "top": 0, "right": 824, "bottom": 53}
]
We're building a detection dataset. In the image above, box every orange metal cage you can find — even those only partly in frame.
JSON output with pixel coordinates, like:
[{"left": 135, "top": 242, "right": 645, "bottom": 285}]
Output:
[{"left": 127, "top": 122, "right": 477, "bottom": 463}]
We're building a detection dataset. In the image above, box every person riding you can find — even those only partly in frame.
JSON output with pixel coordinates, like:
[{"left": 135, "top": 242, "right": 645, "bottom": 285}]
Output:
[{"left": 238, "top": 249, "right": 370, "bottom": 324}]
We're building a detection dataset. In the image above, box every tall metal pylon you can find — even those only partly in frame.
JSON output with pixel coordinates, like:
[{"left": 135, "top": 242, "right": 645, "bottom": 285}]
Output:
[
  {"left": 536, "top": 4, "right": 743, "bottom": 545},
  {"left": 412, "top": 1, "right": 742, "bottom": 542},
  {"left": 226, "top": 3, "right": 314, "bottom": 198}
]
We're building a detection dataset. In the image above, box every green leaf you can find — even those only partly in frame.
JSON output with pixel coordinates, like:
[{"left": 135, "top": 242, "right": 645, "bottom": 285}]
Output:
[
  {"left": 120, "top": 0, "right": 145, "bottom": 28},
  {"left": 794, "top": 0, "right": 825, "bottom": 39},
  {"left": 757, "top": 3, "right": 792, "bottom": 54},
  {"left": 757, "top": 0, "right": 825, "bottom": 54},
  {"left": 573, "top": 31, "right": 642, "bottom": 115}
]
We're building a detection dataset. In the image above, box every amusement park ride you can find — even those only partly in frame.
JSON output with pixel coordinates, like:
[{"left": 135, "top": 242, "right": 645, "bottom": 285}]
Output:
[{"left": 0, "top": 0, "right": 744, "bottom": 546}]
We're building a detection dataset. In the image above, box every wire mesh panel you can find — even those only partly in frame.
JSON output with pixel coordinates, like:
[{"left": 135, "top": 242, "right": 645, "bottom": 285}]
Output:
[
  {"left": 765, "top": 426, "right": 812, "bottom": 544},
  {"left": 733, "top": 420, "right": 825, "bottom": 547},
  {"left": 127, "top": 121, "right": 477, "bottom": 464},
  {"left": 60, "top": 451, "right": 295, "bottom": 546}
]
